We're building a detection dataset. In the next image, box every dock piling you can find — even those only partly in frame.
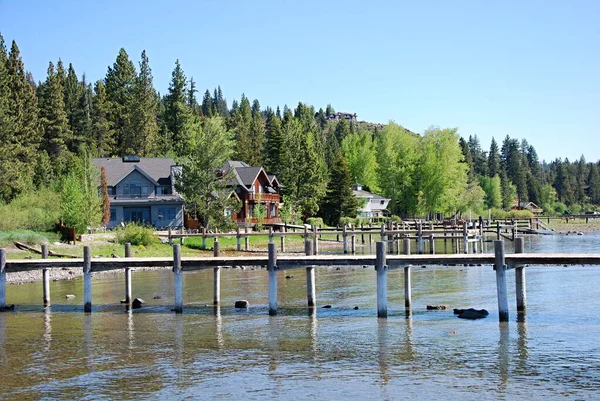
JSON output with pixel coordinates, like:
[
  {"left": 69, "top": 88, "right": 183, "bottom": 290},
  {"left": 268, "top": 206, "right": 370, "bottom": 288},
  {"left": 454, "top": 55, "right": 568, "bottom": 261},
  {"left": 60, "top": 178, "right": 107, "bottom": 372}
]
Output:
[
  {"left": 83, "top": 246, "right": 92, "bottom": 313},
  {"left": 42, "top": 244, "right": 50, "bottom": 307},
  {"left": 268, "top": 242, "right": 278, "bottom": 315},
  {"left": 515, "top": 237, "right": 527, "bottom": 314},
  {"left": 124, "top": 243, "right": 132, "bottom": 306},
  {"left": 376, "top": 242, "right": 388, "bottom": 318},
  {"left": 305, "top": 241, "right": 315, "bottom": 308},
  {"left": 173, "top": 244, "right": 183, "bottom": 313},
  {"left": 494, "top": 240, "right": 509, "bottom": 322},
  {"left": 403, "top": 238, "right": 412, "bottom": 314}
]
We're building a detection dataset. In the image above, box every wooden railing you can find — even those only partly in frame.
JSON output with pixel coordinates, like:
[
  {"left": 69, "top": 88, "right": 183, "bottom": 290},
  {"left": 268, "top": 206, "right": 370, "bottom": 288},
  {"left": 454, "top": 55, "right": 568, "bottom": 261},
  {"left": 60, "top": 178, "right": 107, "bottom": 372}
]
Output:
[{"left": 246, "top": 193, "right": 280, "bottom": 202}]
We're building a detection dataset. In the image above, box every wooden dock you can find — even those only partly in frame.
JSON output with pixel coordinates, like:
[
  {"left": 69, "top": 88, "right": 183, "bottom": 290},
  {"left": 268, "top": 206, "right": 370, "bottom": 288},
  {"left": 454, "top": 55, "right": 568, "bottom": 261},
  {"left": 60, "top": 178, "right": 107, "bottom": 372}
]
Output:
[{"left": 2, "top": 239, "right": 600, "bottom": 323}]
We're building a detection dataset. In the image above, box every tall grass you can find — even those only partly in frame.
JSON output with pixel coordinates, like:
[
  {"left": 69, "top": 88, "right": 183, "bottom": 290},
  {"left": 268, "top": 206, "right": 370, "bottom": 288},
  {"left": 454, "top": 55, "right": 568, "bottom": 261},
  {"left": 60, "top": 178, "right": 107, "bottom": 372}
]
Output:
[
  {"left": 0, "top": 230, "right": 60, "bottom": 247},
  {"left": 0, "top": 188, "right": 61, "bottom": 231}
]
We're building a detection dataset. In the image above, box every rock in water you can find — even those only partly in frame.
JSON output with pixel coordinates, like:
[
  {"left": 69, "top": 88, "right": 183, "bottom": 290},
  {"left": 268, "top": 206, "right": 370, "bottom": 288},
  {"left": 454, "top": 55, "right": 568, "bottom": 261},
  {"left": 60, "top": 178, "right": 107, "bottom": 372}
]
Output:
[
  {"left": 65, "top": 294, "right": 75, "bottom": 299},
  {"left": 235, "top": 300, "right": 249, "bottom": 308},
  {"left": 427, "top": 305, "right": 449, "bottom": 310},
  {"left": 321, "top": 305, "right": 332, "bottom": 308},
  {"left": 132, "top": 298, "right": 145, "bottom": 309},
  {"left": 453, "top": 308, "right": 489, "bottom": 319}
]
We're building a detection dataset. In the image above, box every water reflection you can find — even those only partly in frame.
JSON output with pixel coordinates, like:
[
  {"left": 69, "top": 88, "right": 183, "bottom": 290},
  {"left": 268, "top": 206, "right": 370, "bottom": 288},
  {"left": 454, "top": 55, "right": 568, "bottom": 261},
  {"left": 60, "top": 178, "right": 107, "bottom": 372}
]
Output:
[
  {"left": 497, "top": 322, "right": 510, "bottom": 392},
  {"left": 127, "top": 310, "right": 134, "bottom": 351},
  {"left": 268, "top": 316, "right": 280, "bottom": 371},
  {"left": 214, "top": 306, "right": 224, "bottom": 350},
  {"left": 44, "top": 308, "right": 52, "bottom": 352},
  {"left": 377, "top": 319, "right": 390, "bottom": 384}
]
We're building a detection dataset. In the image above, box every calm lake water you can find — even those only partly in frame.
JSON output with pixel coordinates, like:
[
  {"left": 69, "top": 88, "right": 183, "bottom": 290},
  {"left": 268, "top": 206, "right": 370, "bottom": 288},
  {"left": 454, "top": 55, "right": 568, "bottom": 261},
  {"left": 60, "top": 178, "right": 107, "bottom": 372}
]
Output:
[{"left": 2, "top": 234, "right": 600, "bottom": 400}]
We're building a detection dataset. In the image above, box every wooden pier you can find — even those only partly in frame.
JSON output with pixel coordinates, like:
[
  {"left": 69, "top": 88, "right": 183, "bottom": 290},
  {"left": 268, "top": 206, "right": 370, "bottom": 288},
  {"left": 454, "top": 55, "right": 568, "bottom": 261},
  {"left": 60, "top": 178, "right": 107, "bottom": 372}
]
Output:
[{"left": 2, "top": 238, "right": 600, "bottom": 323}]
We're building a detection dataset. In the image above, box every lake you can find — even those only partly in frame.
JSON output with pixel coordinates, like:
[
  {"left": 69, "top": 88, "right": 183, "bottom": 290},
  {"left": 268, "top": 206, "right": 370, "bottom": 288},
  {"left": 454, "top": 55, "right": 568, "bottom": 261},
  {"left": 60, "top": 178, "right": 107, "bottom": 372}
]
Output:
[{"left": 1, "top": 233, "right": 600, "bottom": 400}]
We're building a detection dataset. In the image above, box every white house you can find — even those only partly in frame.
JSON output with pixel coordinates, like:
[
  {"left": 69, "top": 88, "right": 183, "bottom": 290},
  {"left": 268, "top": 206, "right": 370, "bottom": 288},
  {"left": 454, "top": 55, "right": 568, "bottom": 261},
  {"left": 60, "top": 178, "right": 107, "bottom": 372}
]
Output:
[{"left": 353, "top": 184, "right": 390, "bottom": 218}]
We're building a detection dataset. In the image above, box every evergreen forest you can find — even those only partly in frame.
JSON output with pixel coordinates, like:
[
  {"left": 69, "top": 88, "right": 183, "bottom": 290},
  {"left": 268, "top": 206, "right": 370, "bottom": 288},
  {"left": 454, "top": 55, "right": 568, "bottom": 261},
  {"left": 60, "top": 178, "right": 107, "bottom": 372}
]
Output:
[{"left": 1, "top": 35, "right": 599, "bottom": 231}]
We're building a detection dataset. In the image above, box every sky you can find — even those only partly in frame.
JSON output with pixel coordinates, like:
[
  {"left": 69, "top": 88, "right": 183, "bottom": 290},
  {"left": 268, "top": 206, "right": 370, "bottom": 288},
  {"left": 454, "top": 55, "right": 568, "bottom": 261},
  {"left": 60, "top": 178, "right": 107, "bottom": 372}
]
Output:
[{"left": 1, "top": 0, "right": 599, "bottom": 162}]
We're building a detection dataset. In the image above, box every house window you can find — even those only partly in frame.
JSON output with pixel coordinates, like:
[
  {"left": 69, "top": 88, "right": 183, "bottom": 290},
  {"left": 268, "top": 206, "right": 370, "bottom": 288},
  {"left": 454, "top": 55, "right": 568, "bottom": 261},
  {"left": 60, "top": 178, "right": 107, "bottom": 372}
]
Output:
[
  {"left": 129, "top": 181, "right": 142, "bottom": 197},
  {"left": 270, "top": 204, "right": 276, "bottom": 217},
  {"left": 380, "top": 200, "right": 385, "bottom": 205},
  {"left": 110, "top": 208, "right": 116, "bottom": 221},
  {"left": 156, "top": 186, "right": 172, "bottom": 195},
  {"left": 158, "top": 208, "right": 176, "bottom": 221}
]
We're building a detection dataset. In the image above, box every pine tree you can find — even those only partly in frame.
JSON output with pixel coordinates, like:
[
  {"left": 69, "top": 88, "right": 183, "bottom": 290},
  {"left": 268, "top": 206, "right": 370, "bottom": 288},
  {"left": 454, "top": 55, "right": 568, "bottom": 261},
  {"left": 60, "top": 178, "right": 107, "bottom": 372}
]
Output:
[
  {"left": 64, "top": 63, "right": 82, "bottom": 151},
  {"left": 487, "top": 137, "right": 501, "bottom": 177},
  {"left": 232, "top": 94, "right": 252, "bottom": 162},
  {"left": 468, "top": 134, "right": 487, "bottom": 176},
  {"left": 72, "top": 75, "right": 93, "bottom": 151},
  {"left": 215, "top": 85, "right": 228, "bottom": 117},
  {"left": 248, "top": 99, "right": 265, "bottom": 165},
  {"left": 38, "top": 61, "right": 72, "bottom": 162},
  {"left": 130, "top": 50, "right": 159, "bottom": 156},
  {"left": 104, "top": 48, "right": 137, "bottom": 156},
  {"left": 91, "top": 80, "right": 115, "bottom": 156},
  {"left": 164, "top": 59, "right": 193, "bottom": 156},
  {"left": 0, "top": 40, "right": 41, "bottom": 202},
  {"left": 201, "top": 89, "right": 213, "bottom": 117},
  {"left": 188, "top": 77, "right": 198, "bottom": 113},
  {"left": 587, "top": 163, "right": 600, "bottom": 204},
  {"left": 265, "top": 108, "right": 283, "bottom": 175},
  {"left": 319, "top": 153, "right": 359, "bottom": 226}
]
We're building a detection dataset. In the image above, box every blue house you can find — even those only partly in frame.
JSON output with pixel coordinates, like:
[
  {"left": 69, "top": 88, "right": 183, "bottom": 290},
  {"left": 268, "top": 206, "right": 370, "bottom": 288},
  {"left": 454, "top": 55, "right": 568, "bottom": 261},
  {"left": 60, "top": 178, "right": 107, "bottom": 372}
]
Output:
[{"left": 93, "top": 156, "right": 184, "bottom": 229}]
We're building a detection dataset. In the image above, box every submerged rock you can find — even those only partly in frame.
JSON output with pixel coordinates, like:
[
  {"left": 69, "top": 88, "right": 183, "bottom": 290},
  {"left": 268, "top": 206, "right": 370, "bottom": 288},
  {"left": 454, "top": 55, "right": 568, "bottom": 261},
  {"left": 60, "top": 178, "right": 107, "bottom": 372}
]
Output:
[
  {"left": 427, "top": 305, "right": 449, "bottom": 310},
  {"left": 321, "top": 305, "right": 332, "bottom": 308},
  {"left": 453, "top": 308, "right": 489, "bottom": 320},
  {"left": 235, "top": 300, "right": 249, "bottom": 308},
  {"left": 132, "top": 298, "right": 145, "bottom": 309},
  {"left": 65, "top": 294, "right": 75, "bottom": 299}
]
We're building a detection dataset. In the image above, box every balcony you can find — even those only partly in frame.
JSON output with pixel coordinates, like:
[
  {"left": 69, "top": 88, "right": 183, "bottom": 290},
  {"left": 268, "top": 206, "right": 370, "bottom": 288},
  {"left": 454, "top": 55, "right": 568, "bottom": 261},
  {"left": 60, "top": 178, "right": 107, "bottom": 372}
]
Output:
[{"left": 246, "top": 193, "right": 280, "bottom": 202}]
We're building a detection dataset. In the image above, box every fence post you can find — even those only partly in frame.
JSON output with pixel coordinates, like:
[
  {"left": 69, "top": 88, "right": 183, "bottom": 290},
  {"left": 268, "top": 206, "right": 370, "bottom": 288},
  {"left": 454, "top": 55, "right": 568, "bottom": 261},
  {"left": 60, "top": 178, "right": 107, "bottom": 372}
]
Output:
[
  {"left": 463, "top": 222, "right": 469, "bottom": 254},
  {"left": 83, "top": 246, "right": 92, "bottom": 313},
  {"left": 281, "top": 225, "right": 286, "bottom": 253},
  {"left": 429, "top": 234, "right": 435, "bottom": 255},
  {"left": 173, "top": 244, "right": 183, "bottom": 314},
  {"left": 42, "top": 244, "right": 50, "bottom": 307},
  {"left": 213, "top": 239, "right": 220, "bottom": 257},
  {"left": 268, "top": 242, "right": 278, "bottom": 315},
  {"left": 0, "top": 249, "right": 6, "bottom": 310},
  {"left": 236, "top": 227, "right": 241, "bottom": 251},
  {"left": 417, "top": 221, "right": 423, "bottom": 254},
  {"left": 313, "top": 226, "right": 319, "bottom": 255},
  {"left": 343, "top": 225, "right": 348, "bottom": 254},
  {"left": 376, "top": 242, "right": 387, "bottom": 318},
  {"left": 202, "top": 228, "right": 206, "bottom": 250},
  {"left": 494, "top": 240, "right": 509, "bottom": 322},
  {"left": 515, "top": 237, "right": 527, "bottom": 314}
]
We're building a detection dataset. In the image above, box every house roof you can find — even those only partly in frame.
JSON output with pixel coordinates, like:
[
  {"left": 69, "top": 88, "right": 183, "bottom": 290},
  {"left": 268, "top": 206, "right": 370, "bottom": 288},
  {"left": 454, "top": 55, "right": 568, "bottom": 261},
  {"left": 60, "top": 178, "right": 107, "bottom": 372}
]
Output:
[
  {"left": 353, "top": 189, "right": 389, "bottom": 201},
  {"left": 94, "top": 158, "right": 176, "bottom": 187}
]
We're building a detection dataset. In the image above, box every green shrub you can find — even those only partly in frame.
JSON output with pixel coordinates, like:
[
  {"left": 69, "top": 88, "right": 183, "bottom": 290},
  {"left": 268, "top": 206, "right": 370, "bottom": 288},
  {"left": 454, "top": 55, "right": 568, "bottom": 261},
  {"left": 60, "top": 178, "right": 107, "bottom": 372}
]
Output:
[
  {"left": 0, "top": 188, "right": 61, "bottom": 231},
  {"left": 115, "top": 223, "right": 159, "bottom": 246},
  {"left": 306, "top": 217, "right": 324, "bottom": 228},
  {"left": 506, "top": 210, "right": 534, "bottom": 219}
]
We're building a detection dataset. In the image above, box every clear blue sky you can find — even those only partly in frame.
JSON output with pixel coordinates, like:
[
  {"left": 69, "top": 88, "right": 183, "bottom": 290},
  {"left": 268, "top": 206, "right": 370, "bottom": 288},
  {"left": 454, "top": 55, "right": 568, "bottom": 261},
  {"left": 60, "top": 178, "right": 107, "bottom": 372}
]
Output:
[{"left": 1, "top": 0, "right": 598, "bottom": 162}]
